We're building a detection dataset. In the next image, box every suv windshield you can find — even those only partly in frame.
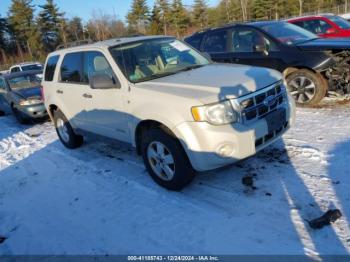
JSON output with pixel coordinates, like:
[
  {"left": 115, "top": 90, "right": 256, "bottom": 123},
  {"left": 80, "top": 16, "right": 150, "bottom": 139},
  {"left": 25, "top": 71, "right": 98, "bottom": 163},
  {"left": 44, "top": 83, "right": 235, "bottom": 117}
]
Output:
[
  {"left": 110, "top": 38, "right": 210, "bottom": 83},
  {"left": 328, "top": 15, "right": 350, "bottom": 29},
  {"left": 257, "top": 22, "right": 318, "bottom": 45},
  {"left": 7, "top": 74, "right": 41, "bottom": 90},
  {"left": 21, "top": 64, "right": 43, "bottom": 71}
]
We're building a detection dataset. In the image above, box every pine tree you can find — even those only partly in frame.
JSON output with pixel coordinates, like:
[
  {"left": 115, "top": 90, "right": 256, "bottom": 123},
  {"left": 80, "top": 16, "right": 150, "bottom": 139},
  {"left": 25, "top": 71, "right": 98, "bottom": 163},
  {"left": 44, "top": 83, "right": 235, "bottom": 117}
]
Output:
[
  {"left": 0, "top": 16, "right": 9, "bottom": 63},
  {"left": 253, "top": 0, "right": 274, "bottom": 19},
  {"left": 193, "top": 0, "right": 208, "bottom": 29},
  {"left": 149, "top": 4, "right": 163, "bottom": 35},
  {"left": 8, "top": 0, "right": 40, "bottom": 58},
  {"left": 171, "top": 0, "right": 190, "bottom": 37},
  {"left": 0, "top": 16, "right": 7, "bottom": 48},
  {"left": 37, "top": 0, "right": 64, "bottom": 51},
  {"left": 127, "top": 0, "right": 150, "bottom": 34}
]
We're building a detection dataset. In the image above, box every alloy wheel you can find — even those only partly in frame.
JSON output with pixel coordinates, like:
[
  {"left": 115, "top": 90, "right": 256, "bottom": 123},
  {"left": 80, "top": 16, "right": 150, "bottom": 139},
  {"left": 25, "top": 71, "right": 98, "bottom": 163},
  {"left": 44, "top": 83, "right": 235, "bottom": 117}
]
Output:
[
  {"left": 56, "top": 118, "right": 70, "bottom": 143},
  {"left": 147, "top": 141, "right": 175, "bottom": 181},
  {"left": 288, "top": 76, "right": 316, "bottom": 104}
]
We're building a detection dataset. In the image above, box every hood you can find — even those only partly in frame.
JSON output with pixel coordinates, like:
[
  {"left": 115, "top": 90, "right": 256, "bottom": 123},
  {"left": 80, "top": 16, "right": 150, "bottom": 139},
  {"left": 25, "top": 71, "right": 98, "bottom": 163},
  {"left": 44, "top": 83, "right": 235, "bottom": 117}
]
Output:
[
  {"left": 12, "top": 86, "right": 42, "bottom": 100},
  {"left": 297, "top": 38, "right": 350, "bottom": 51},
  {"left": 135, "top": 64, "right": 282, "bottom": 104}
]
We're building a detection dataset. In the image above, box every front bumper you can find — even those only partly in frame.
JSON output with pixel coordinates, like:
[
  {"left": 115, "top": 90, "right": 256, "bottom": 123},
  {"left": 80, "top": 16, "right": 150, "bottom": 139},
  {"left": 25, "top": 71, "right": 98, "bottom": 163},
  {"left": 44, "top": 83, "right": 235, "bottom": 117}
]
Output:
[
  {"left": 173, "top": 97, "right": 296, "bottom": 172},
  {"left": 18, "top": 103, "right": 48, "bottom": 119}
]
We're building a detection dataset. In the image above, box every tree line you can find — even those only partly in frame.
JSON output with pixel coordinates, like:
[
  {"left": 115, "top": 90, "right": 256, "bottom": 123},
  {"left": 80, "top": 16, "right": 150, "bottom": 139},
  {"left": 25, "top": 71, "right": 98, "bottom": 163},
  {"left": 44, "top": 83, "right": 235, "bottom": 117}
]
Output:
[{"left": 0, "top": 0, "right": 349, "bottom": 67}]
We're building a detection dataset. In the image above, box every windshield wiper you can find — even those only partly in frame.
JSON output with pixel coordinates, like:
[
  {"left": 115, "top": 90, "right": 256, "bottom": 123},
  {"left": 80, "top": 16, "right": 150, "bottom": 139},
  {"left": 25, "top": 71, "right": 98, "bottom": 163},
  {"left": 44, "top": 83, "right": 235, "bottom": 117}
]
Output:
[
  {"left": 133, "top": 65, "right": 205, "bottom": 83},
  {"left": 178, "top": 64, "right": 204, "bottom": 72},
  {"left": 133, "top": 71, "right": 178, "bottom": 83}
]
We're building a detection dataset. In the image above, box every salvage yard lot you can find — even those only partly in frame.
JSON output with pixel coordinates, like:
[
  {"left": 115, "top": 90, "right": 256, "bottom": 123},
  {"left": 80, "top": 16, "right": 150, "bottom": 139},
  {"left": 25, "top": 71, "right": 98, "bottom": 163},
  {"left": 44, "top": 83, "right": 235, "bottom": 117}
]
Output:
[{"left": 0, "top": 100, "right": 350, "bottom": 257}]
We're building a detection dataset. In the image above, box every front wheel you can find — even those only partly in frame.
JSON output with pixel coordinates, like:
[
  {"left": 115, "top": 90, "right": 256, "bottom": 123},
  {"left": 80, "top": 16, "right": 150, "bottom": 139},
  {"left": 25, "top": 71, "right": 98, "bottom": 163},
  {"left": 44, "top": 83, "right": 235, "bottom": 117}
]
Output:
[
  {"left": 141, "top": 128, "right": 195, "bottom": 191},
  {"left": 53, "top": 109, "right": 83, "bottom": 149},
  {"left": 286, "top": 69, "right": 327, "bottom": 106}
]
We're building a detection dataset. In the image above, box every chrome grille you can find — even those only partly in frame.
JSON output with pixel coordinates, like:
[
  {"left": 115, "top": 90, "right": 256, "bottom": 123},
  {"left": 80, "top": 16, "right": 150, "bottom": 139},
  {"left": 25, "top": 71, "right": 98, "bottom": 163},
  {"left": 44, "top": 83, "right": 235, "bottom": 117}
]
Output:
[{"left": 237, "top": 82, "right": 286, "bottom": 123}]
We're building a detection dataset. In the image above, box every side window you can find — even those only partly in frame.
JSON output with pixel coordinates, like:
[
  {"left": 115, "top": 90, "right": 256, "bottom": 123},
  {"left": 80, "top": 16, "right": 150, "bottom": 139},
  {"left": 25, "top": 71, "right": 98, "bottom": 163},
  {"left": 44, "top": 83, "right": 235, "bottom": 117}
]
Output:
[
  {"left": 60, "top": 52, "right": 83, "bottom": 83},
  {"left": 83, "top": 51, "right": 116, "bottom": 84},
  {"left": 45, "top": 55, "right": 60, "bottom": 81},
  {"left": 203, "top": 31, "right": 228, "bottom": 53},
  {"left": 232, "top": 28, "right": 278, "bottom": 53},
  {"left": 185, "top": 34, "right": 204, "bottom": 50}
]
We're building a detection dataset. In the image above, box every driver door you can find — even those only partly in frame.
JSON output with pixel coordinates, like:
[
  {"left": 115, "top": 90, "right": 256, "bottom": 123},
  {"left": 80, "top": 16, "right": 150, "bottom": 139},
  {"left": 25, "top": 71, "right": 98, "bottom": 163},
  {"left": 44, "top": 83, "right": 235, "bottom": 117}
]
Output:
[{"left": 79, "top": 51, "right": 129, "bottom": 142}]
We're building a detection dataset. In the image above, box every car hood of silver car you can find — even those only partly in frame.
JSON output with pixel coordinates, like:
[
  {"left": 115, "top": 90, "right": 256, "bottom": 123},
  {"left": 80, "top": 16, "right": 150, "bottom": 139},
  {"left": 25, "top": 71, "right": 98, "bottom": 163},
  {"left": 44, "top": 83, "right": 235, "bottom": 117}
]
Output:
[{"left": 135, "top": 63, "right": 282, "bottom": 104}]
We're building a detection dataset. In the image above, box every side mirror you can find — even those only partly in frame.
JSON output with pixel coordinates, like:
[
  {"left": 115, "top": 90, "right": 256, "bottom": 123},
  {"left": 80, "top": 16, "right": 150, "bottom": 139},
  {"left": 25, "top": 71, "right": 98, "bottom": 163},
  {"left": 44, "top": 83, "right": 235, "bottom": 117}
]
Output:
[
  {"left": 90, "top": 74, "right": 121, "bottom": 89},
  {"left": 325, "top": 28, "right": 339, "bottom": 34},
  {"left": 254, "top": 44, "right": 269, "bottom": 56}
]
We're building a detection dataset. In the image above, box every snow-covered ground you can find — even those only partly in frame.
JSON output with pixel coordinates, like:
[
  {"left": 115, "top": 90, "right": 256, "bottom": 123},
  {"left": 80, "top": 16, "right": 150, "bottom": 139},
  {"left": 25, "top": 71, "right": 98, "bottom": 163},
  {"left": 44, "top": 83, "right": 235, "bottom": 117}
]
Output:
[{"left": 0, "top": 101, "right": 349, "bottom": 258}]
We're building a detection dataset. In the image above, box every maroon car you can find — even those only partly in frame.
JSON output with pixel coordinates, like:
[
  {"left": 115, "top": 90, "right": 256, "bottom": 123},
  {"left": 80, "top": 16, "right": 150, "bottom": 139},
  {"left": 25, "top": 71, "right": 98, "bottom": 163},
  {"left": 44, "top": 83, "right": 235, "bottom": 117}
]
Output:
[{"left": 287, "top": 14, "right": 350, "bottom": 38}]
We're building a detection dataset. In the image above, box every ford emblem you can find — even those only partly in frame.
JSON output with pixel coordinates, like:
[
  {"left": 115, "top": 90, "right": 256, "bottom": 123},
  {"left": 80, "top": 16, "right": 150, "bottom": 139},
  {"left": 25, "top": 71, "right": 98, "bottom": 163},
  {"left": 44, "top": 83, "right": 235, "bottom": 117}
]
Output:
[{"left": 263, "top": 95, "right": 277, "bottom": 107}]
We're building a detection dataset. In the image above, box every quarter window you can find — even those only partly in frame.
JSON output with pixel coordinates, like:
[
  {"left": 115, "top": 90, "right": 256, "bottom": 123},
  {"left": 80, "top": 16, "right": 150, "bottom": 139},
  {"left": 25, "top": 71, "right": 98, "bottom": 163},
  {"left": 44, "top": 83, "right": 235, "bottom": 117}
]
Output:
[
  {"left": 203, "top": 31, "right": 227, "bottom": 53},
  {"left": 60, "top": 52, "right": 83, "bottom": 83},
  {"left": 45, "top": 55, "right": 60, "bottom": 81}
]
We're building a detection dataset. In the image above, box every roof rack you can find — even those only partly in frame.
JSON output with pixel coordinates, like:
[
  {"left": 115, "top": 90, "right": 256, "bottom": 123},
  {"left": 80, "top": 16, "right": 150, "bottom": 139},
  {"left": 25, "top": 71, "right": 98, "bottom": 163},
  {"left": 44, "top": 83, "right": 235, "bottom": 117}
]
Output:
[{"left": 56, "top": 39, "right": 94, "bottom": 50}]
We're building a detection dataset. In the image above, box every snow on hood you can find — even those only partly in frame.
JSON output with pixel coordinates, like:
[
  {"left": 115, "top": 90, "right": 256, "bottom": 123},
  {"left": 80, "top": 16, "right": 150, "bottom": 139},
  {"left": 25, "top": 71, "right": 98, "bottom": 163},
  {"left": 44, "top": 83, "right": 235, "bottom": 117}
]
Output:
[{"left": 135, "top": 64, "right": 282, "bottom": 104}]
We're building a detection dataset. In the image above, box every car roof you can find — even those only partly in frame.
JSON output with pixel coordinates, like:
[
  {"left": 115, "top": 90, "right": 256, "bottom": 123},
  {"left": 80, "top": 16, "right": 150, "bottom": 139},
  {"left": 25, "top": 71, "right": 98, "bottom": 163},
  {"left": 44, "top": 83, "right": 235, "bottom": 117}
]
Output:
[
  {"left": 185, "top": 20, "right": 282, "bottom": 38},
  {"left": 49, "top": 35, "right": 175, "bottom": 56},
  {"left": 2, "top": 70, "right": 42, "bottom": 79}
]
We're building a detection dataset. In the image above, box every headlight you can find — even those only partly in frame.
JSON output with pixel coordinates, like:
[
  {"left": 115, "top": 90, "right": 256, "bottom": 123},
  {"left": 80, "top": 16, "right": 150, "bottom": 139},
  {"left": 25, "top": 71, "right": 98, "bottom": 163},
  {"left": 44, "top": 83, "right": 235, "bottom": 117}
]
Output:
[
  {"left": 19, "top": 99, "right": 43, "bottom": 106},
  {"left": 191, "top": 100, "right": 238, "bottom": 125}
]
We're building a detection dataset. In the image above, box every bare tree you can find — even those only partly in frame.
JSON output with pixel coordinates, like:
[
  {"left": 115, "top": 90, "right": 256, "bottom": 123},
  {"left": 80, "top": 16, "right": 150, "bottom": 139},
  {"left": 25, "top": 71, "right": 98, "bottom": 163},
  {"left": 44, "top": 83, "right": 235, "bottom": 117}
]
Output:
[
  {"left": 299, "top": 0, "right": 303, "bottom": 15},
  {"left": 240, "top": 0, "right": 248, "bottom": 21}
]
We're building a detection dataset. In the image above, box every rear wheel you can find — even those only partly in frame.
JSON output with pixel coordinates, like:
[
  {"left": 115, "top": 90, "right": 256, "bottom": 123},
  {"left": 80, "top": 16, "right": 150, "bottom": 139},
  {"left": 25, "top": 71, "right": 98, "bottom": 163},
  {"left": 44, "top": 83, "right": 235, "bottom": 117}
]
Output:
[
  {"left": 286, "top": 69, "right": 327, "bottom": 106},
  {"left": 141, "top": 128, "right": 195, "bottom": 191},
  {"left": 53, "top": 109, "right": 83, "bottom": 149}
]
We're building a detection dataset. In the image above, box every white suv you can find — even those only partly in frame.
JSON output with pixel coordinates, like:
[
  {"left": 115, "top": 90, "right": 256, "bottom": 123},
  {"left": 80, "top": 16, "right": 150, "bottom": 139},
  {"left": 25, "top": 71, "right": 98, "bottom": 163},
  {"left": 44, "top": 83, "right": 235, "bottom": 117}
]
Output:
[
  {"left": 42, "top": 36, "right": 295, "bottom": 190},
  {"left": 10, "top": 62, "right": 43, "bottom": 73}
]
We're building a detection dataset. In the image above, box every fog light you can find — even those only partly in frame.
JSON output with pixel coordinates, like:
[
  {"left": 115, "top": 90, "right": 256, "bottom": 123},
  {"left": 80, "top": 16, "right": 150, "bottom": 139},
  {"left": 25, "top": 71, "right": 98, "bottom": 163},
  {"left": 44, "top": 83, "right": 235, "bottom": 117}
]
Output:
[{"left": 216, "top": 144, "right": 234, "bottom": 158}]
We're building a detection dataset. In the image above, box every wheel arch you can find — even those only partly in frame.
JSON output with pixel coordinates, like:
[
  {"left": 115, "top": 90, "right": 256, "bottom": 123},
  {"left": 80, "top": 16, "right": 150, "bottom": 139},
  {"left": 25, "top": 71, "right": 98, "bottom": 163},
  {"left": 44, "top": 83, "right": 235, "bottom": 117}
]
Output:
[{"left": 135, "top": 120, "right": 178, "bottom": 155}]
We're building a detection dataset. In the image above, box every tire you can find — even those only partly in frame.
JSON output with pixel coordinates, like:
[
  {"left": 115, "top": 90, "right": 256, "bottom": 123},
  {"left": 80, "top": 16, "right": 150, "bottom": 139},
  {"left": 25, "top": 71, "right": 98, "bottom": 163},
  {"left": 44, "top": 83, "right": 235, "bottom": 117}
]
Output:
[
  {"left": 11, "top": 105, "right": 29, "bottom": 124},
  {"left": 286, "top": 69, "right": 327, "bottom": 106},
  {"left": 53, "top": 109, "right": 83, "bottom": 149},
  {"left": 141, "top": 128, "right": 195, "bottom": 191}
]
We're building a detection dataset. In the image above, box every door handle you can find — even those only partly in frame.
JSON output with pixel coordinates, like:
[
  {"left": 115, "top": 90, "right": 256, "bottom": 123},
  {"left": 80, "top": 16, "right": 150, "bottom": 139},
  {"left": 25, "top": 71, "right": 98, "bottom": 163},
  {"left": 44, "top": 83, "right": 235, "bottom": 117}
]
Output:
[
  {"left": 56, "top": 90, "right": 63, "bottom": 94},
  {"left": 83, "top": 93, "right": 93, "bottom": 99}
]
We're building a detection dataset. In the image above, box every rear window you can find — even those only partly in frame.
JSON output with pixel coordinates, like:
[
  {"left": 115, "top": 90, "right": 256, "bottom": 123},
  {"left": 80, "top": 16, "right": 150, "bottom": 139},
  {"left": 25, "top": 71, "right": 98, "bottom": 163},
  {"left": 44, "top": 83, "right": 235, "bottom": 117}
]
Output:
[
  {"left": 45, "top": 56, "right": 59, "bottom": 81},
  {"left": 328, "top": 16, "right": 350, "bottom": 29},
  {"left": 60, "top": 52, "right": 83, "bottom": 83}
]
